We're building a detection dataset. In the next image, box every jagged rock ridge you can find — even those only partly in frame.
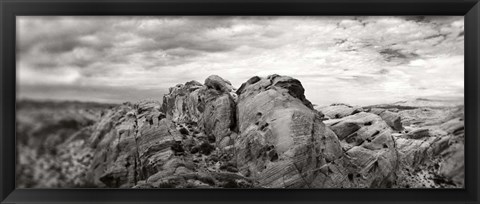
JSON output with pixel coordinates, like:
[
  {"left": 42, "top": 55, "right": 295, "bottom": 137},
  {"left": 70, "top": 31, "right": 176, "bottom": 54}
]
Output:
[{"left": 16, "top": 75, "right": 465, "bottom": 188}]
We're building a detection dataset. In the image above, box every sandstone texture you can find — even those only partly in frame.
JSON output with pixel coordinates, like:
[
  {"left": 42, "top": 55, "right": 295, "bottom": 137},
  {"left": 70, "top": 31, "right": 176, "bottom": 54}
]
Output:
[{"left": 16, "top": 75, "right": 465, "bottom": 188}]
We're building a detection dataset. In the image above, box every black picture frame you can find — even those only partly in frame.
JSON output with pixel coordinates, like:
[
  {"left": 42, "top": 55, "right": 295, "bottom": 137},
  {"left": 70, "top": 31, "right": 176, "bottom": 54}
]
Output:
[{"left": 1, "top": 0, "right": 479, "bottom": 203}]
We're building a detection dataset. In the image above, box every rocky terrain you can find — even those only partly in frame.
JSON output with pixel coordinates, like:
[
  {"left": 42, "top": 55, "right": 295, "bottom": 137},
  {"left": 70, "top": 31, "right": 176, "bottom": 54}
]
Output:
[{"left": 16, "top": 75, "right": 464, "bottom": 188}]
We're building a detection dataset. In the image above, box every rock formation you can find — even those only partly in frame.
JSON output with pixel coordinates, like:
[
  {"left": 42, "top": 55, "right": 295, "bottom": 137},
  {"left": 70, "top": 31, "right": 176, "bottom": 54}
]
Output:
[
  {"left": 16, "top": 75, "right": 465, "bottom": 188},
  {"left": 317, "top": 103, "right": 362, "bottom": 119}
]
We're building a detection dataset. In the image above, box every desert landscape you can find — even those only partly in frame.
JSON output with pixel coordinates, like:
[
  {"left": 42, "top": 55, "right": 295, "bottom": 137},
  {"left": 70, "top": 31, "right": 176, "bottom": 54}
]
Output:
[{"left": 16, "top": 74, "right": 464, "bottom": 188}]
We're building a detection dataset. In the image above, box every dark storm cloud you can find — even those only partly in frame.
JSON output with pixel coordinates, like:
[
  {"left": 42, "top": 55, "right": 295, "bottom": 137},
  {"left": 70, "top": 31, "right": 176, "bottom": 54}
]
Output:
[
  {"left": 17, "top": 16, "right": 114, "bottom": 54},
  {"left": 165, "top": 48, "right": 203, "bottom": 58},
  {"left": 18, "top": 16, "right": 285, "bottom": 76},
  {"left": 17, "top": 16, "right": 464, "bottom": 105},
  {"left": 150, "top": 38, "right": 235, "bottom": 53},
  {"left": 378, "top": 48, "right": 419, "bottom": 63},
  {"left": 41, "top": 38, "right": 79, "bottom": 54}
]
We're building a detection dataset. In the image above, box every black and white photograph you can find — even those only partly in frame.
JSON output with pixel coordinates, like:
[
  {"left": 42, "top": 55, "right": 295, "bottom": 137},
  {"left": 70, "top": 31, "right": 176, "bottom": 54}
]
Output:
[{"left": 16, "top": 16, "right": 465, "bottom": 189}]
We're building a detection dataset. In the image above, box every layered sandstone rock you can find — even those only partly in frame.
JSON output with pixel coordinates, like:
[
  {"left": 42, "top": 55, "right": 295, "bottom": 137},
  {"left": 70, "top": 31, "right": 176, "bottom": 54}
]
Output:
[
  {"left": 369, "top": 108, "right": 403, "bottom": 131},
  {"left": 317, "top": 104, "right": 363, "bottom": 119},
  {"left": 234, "top": 75, "right": 397, "bottom": 188},
  {"left": 322, "top": 112, "right": 399, "bottom": 188},
  {"left": 393, "top": 106, "right": 465, "bottom": 188},
  {"left": 235, "top": 75, "right": 337, "bottom": 188},
  {"left": 161, "top": 76, "right": 236, "bottom": 143},
  {"left": 16, "top": 75, "right": 465, "bottom": 189},
  {"left": 74, "top": 100, "right": 251, "bottom": 188}
]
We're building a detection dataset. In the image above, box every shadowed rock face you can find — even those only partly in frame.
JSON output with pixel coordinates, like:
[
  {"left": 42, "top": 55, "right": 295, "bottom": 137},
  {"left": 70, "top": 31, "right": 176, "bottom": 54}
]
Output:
[
  {"left": 78, "top": 101, "right": 251, "bottom": 188},
  {"left": 322, "top": 112, "right": 398, "bottom": 188},
  {"left": 235, "top": 75, "right": 338, "bottom": 188},
  {"left": 319, "top": 103, "right": 465, "bottom": 188},
  {"left": 234, "top": 75, "right": 399, "bottom": 188},
  {"left": 161, "top": 77, "right": 237, "bottom": 143},
  {"left": 393, "top": 106, "right": 465, "bottom": 188},
  {"left": 16, "top": 75, "right": 465, "bottom": 189},
  {"left": 369, "top": 108, "right": 403, "bottom": 131}
]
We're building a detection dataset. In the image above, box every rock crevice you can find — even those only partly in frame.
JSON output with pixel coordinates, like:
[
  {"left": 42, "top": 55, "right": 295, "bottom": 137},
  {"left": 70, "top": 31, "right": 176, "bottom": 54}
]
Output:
[{"left": 16, "top": 75, "right": 464, "bottom": 189}]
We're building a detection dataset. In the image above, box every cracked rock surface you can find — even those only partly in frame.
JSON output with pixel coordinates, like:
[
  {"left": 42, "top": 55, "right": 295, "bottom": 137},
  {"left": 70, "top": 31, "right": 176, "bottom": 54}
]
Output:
[{"left": 16, "top": 75, "right": 464, "bottom": 188}]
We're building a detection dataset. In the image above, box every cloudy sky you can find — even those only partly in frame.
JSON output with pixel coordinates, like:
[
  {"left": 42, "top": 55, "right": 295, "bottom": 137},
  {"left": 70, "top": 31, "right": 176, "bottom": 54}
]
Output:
[{"left": 17, "top": 16, "right": 464, "bottom": 106}]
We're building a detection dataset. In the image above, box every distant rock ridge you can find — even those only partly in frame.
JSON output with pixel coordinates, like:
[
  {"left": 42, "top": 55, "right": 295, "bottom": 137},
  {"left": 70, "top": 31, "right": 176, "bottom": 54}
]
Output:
[
  {"left": 16, "top": 74, "right": 465, "bottom": 188},
  {"left": 379, "top": 97, "right": 464, "bottom": 108}
]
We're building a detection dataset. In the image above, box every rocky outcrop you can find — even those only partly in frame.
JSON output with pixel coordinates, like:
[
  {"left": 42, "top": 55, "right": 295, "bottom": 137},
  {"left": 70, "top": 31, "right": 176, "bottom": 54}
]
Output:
[
  {"left": 403, "top": 128, "right": 430, "bottom": 139},
  {"left": 161, "top": 76, "right": 236, "bottom": 143},
  {"left": 393, "top": 135, "right": 464, "bottom": 188},
  {"left": 234, "top": 75, "right": 397, "bottom": 188},
  {"left": 15, "top": 100, "right": 111, "bottom": 188},
  {"left": 79, "top": 101, "right": 252, "bottom": 188},
  {"left": 317, "top": 104, "right": 363, "bottom": 119},
  {"left": 235, "top": 75, "right": 340, "bottom": 188},
  {"left": 369, "top": 108, "right": 403, "bottom": 131},
  {"left": 16, "top": 75, "right": 464, "bottom": 189},
  {"left": 205, "top": 75, "right": 235, "bottom": 94},
  {"left": 323, "top": 112, "right": 399, "bottom": 187},
  {"left": 393, "top": 109, "right": 465, "bottom": 188},
  {"left": 237, "top": 75, "right": 314, "bottom": 110}
]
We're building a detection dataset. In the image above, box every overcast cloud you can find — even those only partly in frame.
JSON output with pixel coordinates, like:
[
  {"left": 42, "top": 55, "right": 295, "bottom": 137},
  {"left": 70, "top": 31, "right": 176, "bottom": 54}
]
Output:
[{"left": 16, "top": 16, "right": 464, "bottom": 105}]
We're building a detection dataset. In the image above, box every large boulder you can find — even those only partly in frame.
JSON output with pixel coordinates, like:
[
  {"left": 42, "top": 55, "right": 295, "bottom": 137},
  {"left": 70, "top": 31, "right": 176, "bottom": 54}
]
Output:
[
  {"left": 404, "top": 128, "right": 430, "bottom": 139},
  {"left": 325, "top": 112, "right": 395, "bottom": 149},
  {"left": 317, "top": 104, "right": 363, "bottom": 119},
  {"left": 440, "top": 118, "right": 464, "bottom": 136},
  {"left": 205, "top": 75, "right": 234, "bottom": 93},
  {"left": 161, "top": 76, "right": 236, "bottom": 143},
  {"left": 235, "top": 75, "right": 340, "bottom": 188},
  {"left": 200, "top": 90, "right": 236, "bottom": 143},
  {"left": 369, "top": 108, "right": 403, "bottom": 131},
  {"left": 323, "top": 112, "right": 399, "bottom": 187},
  {"left": 237, "top": 75, "right": 314, "bottom": 110},
  {"left": 160, "top": 81, "right": 204, "bottom": 123},
  {"left": 235, "top": 75, "right": 397, "bottom": 188}
]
